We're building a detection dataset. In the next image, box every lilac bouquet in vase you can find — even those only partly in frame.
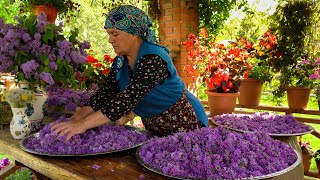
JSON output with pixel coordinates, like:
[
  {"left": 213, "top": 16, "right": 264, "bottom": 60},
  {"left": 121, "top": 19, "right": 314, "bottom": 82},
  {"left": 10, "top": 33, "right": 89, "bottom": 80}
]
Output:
[{"left": 0, "top": 13, "right": 90, "bottom": 126}]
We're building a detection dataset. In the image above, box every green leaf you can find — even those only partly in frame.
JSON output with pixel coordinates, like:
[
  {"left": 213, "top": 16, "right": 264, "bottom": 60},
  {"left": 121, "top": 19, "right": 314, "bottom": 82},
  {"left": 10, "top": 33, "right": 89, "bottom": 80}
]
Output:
[
  {"left": 40, "top": 53, "right": 49, "bottom": 66},
  {"left": 69, "top": 28, "right": 79, "bottom": 44},
  {"left": 17, "top": 72, "right": 25, "bottom": 81},
  {"left": 43, "top": 25, "right": 55, "bottom": 44},
  {"left": 22, "top": 14, "right": 37, "bottom": 37}
]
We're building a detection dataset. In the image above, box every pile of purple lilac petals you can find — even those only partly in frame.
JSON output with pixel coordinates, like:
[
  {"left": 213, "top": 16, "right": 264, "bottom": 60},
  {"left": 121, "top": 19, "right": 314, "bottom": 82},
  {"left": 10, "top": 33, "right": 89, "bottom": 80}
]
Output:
[
  {"left": 138, "top": 127, "right": 297, "bottom": 179},
  {"left": 214, "top": 112, "right": 311, "bottom": 135},
  {"left": 23, "top": 117, "right": 149, "bottom": 155}
]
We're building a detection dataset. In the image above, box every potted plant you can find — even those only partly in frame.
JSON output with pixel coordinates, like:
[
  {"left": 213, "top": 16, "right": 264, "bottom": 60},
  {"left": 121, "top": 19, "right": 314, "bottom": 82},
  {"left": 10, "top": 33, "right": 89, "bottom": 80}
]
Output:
[
  {"left": 314, "top": 149, "right": 320, "bottom": 174},
  {"left": 269, "top": 0, "right": 316, "bottom": 109},
  {"left": 299, "top": 136, "right": 314, "bottom": 173},
  {"left": 183, "top": 28, "right": 250, "bottom": 116},
  {"left": 21, "top": 0, "right": 80, "bottom": 23},
  {"left": 309, "top": 57, "right": 320, "bottom": 110},
  {"left": 239, "top": 30, "right": 278, "bottom": 106}
]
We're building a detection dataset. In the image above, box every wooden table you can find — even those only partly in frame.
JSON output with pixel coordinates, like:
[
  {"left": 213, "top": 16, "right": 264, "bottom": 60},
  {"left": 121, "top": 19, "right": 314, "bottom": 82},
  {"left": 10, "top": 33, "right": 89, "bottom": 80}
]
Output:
[{"left": 0, "top": 125, "right": 169, "bottom": 180}]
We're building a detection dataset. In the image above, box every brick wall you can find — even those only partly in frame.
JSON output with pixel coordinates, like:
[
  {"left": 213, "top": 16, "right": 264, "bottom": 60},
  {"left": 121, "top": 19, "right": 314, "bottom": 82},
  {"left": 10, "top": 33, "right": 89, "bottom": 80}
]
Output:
[{"left": 158, "top": 0, "right": 199, "bottom": 94}]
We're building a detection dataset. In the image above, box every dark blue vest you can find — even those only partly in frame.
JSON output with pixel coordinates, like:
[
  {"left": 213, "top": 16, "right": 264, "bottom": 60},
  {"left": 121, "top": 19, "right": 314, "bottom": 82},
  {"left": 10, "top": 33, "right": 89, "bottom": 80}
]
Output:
[{"left": 115, "top": 41, "right": 208, "bottom": 126}]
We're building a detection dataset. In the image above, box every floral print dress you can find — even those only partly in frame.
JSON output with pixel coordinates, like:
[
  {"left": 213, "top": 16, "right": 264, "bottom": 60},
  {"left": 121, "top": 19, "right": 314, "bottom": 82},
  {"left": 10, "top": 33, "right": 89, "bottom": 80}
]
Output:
[{"left": 85, "top": 54, "right": 201, "bottom": 136}]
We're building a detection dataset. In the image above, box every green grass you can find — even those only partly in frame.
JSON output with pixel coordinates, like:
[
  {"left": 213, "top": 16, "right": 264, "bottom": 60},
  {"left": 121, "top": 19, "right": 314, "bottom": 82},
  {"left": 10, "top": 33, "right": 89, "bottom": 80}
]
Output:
[{"left": 0, "top": 153, "right": 32, "bottom": 180}]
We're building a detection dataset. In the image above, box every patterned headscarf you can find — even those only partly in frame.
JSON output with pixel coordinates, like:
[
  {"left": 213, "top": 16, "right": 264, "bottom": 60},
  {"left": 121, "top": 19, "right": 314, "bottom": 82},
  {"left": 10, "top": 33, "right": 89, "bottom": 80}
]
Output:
[{"left": 105, "top": 5, "right": 165, "bottom": 50}]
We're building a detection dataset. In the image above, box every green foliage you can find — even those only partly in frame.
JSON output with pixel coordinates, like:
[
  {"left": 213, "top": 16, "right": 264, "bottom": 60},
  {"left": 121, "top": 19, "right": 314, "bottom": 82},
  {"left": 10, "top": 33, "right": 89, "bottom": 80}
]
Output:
[
  {"left": 269, "top": 0, "right": 318, "bottom": 98},
  {"left": 0, "top": 0, "right": 21, "bottom": 23},
  {"left": 20, "top": 0, "right": 80, "bottom": 17},
  {"left": 248, "top": 60, "right": 273, "bottom": 82},
  {"left": 199, "top": 0, "right": 248, "bottom": 37}
]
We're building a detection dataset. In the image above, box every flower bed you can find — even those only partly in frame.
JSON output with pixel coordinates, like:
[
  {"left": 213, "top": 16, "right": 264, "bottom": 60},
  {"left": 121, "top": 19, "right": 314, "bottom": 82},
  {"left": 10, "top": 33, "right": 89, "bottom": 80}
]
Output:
[
  {"left": 138, "top": 127, "right": 298, "bottom": 179},
  {"left": 23, "top": 117, "right": 149, "bottom": 155},
  {"left": 214, "top": 112, "right": 312, "bottom": 135}
]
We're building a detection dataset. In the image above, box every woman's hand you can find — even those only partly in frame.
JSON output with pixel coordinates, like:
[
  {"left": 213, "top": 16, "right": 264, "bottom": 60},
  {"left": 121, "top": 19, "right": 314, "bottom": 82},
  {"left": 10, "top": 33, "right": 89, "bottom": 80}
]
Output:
[
  {"left": 51, "top": 119, "right": 87, "bottom": 142},
  {"left": 51, "top": 110, "right": 112, "bottom": 142},
  {"left": 116, "top": 111, "right": 136, "bottom": 125}
]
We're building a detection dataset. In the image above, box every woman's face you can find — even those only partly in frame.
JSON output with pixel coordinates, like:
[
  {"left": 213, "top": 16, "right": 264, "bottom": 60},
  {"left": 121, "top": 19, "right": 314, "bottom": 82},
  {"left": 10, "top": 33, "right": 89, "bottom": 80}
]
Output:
[{"left": 106, "top": 28, "right": 137, "bottom": 55}]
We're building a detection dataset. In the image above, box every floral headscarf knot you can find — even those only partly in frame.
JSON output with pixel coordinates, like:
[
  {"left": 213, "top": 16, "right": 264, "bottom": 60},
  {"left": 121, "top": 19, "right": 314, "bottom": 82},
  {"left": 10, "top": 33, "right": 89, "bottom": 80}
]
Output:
[{"left": 105, "top": 5, "right": 167, "bottom": 52}]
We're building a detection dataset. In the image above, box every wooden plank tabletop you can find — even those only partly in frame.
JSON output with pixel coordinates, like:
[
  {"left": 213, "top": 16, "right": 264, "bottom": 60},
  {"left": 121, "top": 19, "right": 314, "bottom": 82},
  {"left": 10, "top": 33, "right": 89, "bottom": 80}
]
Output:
[{"left": 0, "top": 125, "right": 169, "bottom": 180}]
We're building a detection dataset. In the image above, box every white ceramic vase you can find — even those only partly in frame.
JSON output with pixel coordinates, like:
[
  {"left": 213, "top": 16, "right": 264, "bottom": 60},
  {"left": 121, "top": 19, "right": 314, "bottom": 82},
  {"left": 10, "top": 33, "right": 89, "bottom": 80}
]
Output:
[
  {"left": 19, "top": 83, "right": 48, "bottom": 131},
  {"left": 26, "top": 93, "right": 48, "bottom": 131},
  {"left": 10, "top": 107, "right": 31, "bottom": 139}
]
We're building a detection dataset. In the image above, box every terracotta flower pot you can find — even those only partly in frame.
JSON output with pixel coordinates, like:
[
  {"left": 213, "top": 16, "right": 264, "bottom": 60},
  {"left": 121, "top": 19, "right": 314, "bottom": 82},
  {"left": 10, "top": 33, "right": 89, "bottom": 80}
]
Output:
[
  {"left": 238, "top": 79, "right": 263, "bottom": 106},
  {"left": 286, "top": 86, "right": 311, "bottom": 110},
  {"left": 206, "top": 90, "right": 239, "bottom": 116},
  {"left": 34, "top": 5, "right": 58, "bottom": 23}
]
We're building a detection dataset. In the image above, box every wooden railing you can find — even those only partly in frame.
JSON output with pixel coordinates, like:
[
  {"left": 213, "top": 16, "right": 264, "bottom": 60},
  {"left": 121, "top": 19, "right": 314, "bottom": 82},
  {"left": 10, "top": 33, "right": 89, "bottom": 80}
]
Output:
[{"left": 201, "top": 100, "right": 320, "bottom": 179}]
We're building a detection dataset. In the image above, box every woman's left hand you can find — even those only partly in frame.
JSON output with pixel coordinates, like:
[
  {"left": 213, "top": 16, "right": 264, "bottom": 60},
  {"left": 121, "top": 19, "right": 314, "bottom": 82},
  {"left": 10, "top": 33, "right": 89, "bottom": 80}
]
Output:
[
  {"left": 116, "top": 111, "right": 136, "bottom": 125},
  {"left": 51, "top": 119, "right": 87, "bottom": 142}
]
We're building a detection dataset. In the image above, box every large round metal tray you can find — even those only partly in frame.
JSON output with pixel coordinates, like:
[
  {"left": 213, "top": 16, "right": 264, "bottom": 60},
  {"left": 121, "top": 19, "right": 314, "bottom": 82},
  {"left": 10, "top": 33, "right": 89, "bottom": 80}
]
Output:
[
  {"left": 20, "top": 125, "right": 152, "bottom": 156},
  {"left": 136, "top": 146, "right": 301, "bottom": 180},
  {"left": 211, "top": 119, "right": 314, "bottom": 137}
]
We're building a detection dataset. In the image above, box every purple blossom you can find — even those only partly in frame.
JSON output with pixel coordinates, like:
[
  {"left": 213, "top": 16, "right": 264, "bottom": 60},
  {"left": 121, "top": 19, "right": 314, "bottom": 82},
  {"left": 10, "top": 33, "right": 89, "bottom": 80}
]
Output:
[
  {"left": 138, "top": 127, "right": 298, "bottom": 179},
  {"left": 49, "top": 62, "right": 58, "bottom": 71},
  {"left": 36, "top": 20, "right": 48, "bottom": 33},
  {"left": 309, "top": 73, "right": 319, "bottom": 80},
  {"left": 34, "top": 33, "right": 41, "bottom": 41},
  {"left": 39, "top": 72, "right": 54, "bottom": 85},
  {"left": 37, "top": 12, "right": 47, "bottom": 22},
  {"left": 20, "top": 60, "right": 39, "bottom": 78},
  {"left": 22, "top": 33, "right": 31, "bottom": 42},
  {"left": 23, "top": 117, "right": 149, "bottom": 155},
  {"left": 0, "top": 158, "right": 10, "bottom": 170},
  {"left": 46, "top": 86, "right": 92, "bottom": 111},
  {"left": 214, "top": 112, "right": 311, "bottom": 135},
  {"left": 138, "top": 174, "right": 145, "bottom": 179},
  {"left": 0, "top": 15, "right": 90, "bottom": 88},
  {"left": 92, "top": 164, "right": 101, "bottom": 170}
]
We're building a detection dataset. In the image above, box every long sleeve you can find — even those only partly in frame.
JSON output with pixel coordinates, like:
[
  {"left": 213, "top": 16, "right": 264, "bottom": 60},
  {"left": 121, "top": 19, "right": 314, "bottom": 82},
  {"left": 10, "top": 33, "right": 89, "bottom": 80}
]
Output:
[
  {"left": 101, "top": 54, "right": 170, "bottom": 121},
  {"left": 84, "top": 62, "right": 120, "bottom": 109}
]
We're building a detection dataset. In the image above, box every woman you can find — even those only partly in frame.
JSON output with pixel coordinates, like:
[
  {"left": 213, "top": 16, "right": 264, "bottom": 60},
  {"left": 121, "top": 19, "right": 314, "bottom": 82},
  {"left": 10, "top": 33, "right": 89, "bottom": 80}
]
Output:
[{"left": 52, "top": 5, "right": 208, "bottom": 141}]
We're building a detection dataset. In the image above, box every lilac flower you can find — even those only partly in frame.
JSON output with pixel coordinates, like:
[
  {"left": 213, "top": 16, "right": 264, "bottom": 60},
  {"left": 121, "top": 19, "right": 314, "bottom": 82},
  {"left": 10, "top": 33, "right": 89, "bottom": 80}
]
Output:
[
  {"left": 48, "top": 54, "right": 57, "bottom": 61},
  {"left": 20, "top": 60, "right": 39, "bottom": 78},
  {"left": 36, "top": 20, "right": 48, "bottom": 33},
  {"left": 92, "top": 164, "right": 101, "bottom": 170},
  {"left": 214, "top": 112, "right": 311, "bottom": 134},
  {"left": 23, "top": 117, "right": 149, "bottom": 155},
  {"left": 0, "top": 15, "right": 90, "bottom": 88},
  {"left": 37, "top": 12, "right": 47, "bottom": 22},
  {"left": 22, "top": 33, "right": 31, "bottom": 42},
  {"left": 0, "top": 158, "right": 10, "bottom": 170},
  {"left": 39, "top": 72, "right": 54, "bottom": 85},
  {"left": 138, "top": 127, "right": 297, "bottom": 179},
  {"left": 138, "top": 174, "right": 145, "bottom": 179},
  {"left": 49, "top": 62, "right": 58, "bottom": 71},
  {"left": 46, "top": 86, "right": 92, "bottom": 111}
]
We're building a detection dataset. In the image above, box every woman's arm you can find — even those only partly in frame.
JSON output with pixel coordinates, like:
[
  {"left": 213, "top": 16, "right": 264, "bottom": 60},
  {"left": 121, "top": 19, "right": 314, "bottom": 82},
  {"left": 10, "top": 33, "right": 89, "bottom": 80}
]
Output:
[
  {"left": 69, "top": 106, "right": 95, "bottom": 121},
  {"left": 100, "top": 55, "right": 170, "bottom": 121},
  {"left": 51, "top": 110, "right": 111, "bottom": 142}
]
